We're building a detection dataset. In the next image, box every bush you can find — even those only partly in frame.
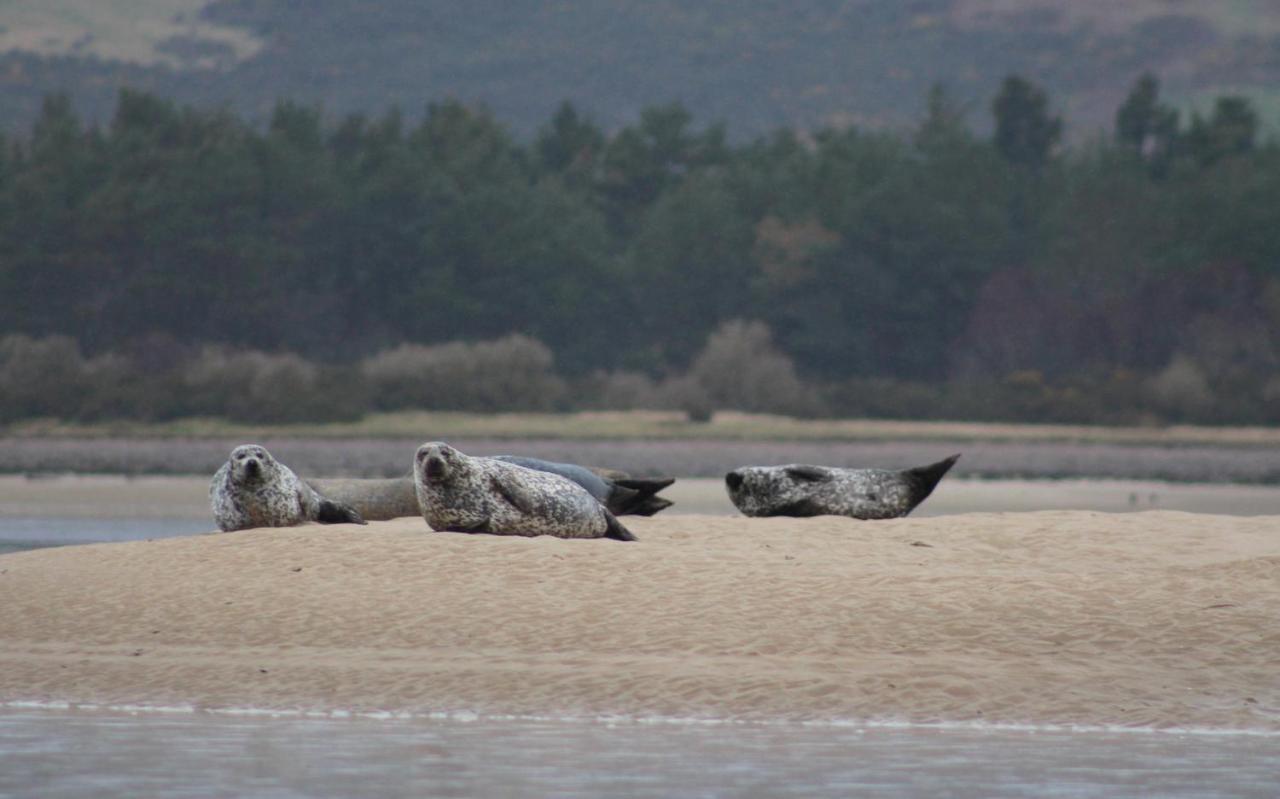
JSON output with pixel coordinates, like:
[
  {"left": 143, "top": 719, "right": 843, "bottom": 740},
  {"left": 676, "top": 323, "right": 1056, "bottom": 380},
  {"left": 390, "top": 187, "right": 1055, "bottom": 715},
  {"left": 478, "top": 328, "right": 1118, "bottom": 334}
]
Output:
[
  {"left": 0, "top": 335, "right": 89, "bottom": 422},
  {"left": 183, "top": 347, "right": 366, "bottom": 423},
  {"left": 361, "top": 334, "right": 566, "bottom": 412},
  {"left": 578, "top": 370, "right": 663, "bottom": 410},
  {"left": 687, "top": 320, "right": 819, "bottom": 416}
]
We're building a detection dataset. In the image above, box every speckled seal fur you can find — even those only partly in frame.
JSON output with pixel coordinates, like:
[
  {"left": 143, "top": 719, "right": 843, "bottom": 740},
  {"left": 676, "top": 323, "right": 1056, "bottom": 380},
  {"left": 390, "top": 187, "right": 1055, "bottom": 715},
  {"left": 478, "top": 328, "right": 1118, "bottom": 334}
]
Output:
[
  {"left": 413, "top": 442, "right": 637, "bottom": 541},
  {"left": 210, "top": 444, "right": 366, "bottom": 532},
  {"left": 724, "top": 454, "right": 960, "bottom": 519}
]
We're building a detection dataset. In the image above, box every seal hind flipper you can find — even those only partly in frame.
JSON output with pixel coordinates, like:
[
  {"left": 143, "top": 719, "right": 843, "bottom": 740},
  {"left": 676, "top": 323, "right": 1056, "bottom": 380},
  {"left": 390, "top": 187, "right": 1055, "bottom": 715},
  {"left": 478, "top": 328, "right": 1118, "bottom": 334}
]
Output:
[
  {"left": 628, "top": 496, "right": 674, "bottom": 517},
  {"left": 602, "top": 510, "right": 638, "bottom": 542},
  {"left": 315, "top": 498, "right": 367, "bottom": 525},
  {"left": 611, "top": 477, "right": 678, "bottom": 515},
  {"left": 784, "top": 465, "right": 832, "bottom": 483},
  {"left": 902, "top": 454, "right": 961, "bottom": 511}
]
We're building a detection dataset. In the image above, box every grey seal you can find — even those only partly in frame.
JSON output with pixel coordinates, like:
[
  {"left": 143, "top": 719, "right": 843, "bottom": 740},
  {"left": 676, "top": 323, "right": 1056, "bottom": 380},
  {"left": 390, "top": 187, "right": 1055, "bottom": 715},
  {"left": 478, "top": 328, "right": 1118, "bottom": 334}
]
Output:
[
  {"left": 307, "top": 457, "right": 675, "bottom": 521},
  {"left": 413, "top": 442, "right": 637, "bottom": 541},
  {"left": 210, "top": 444, "right": 367, "bottom": 532},
  {"left": 492, "top": 456, "right": 674, "bottom": 516},
  {"left": 724, "top": 454, "right": 960, "bottom": 519}
]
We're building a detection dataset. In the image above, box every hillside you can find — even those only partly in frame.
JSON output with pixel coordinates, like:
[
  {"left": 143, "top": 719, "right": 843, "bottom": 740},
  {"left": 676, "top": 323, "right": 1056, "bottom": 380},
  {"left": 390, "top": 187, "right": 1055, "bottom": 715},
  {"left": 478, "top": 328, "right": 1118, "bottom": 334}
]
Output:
[{"left": 0, "top": 0, "right": 1277, "bottom": 137}]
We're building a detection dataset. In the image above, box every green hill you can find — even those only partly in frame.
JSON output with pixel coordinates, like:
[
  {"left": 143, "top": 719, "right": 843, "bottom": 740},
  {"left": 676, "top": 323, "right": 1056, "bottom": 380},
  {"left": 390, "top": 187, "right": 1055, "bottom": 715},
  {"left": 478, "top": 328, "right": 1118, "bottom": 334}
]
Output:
[{"left": 0, "top": 0, "right": 1277, "bottom": 137}]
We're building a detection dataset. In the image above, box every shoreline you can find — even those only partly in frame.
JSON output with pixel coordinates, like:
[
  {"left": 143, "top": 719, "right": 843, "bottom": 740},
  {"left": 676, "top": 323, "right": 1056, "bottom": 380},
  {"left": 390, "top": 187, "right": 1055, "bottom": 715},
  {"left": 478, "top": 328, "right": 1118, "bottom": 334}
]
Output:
[
  {"left": 3, "top": 512, "right": 1278, "bottom": 732},
  {"left": 5, "top": 435, "right": 1280, "bottom": 484},
  {"left": 4, "top": 700, "right": 1278, "bottom": 738}
]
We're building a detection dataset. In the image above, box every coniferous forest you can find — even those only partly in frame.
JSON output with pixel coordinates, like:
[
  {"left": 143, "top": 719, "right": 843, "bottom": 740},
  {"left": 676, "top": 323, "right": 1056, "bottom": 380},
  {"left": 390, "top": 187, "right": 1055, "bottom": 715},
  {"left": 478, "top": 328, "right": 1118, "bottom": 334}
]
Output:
[{"left": 2, "top": 75, "right": 1279, "bottom": 426}]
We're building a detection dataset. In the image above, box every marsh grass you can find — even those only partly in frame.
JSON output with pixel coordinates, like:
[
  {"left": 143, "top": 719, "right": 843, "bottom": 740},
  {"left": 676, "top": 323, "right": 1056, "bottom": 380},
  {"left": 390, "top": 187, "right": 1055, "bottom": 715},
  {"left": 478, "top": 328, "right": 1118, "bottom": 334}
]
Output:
[{"left": 8, "top": 410, "right": 1280, "bottom": 448}]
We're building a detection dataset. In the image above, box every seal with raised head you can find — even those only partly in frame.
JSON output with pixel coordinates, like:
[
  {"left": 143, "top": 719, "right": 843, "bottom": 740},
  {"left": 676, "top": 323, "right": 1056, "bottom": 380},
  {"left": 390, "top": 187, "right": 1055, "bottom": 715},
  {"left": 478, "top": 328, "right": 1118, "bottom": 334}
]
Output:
[
  {"left": 210, "top": 444, "right": 367, "bottom": 532},
  {"left": 413, "top": 442, "right": 637, "bottom": 541},
  {"left": 308, "top": 457, "right": 676, "bottom": 521},
  {"left": 724, "top": 454, "right": 960, "bottom": 519}
]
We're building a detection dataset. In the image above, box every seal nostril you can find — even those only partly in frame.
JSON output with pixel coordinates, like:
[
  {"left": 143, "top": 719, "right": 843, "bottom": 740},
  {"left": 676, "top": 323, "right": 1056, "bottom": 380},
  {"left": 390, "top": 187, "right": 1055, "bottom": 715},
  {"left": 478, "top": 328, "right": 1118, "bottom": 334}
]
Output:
[{"left": 725, "top": 472, "right": 743, "bottom": 491}]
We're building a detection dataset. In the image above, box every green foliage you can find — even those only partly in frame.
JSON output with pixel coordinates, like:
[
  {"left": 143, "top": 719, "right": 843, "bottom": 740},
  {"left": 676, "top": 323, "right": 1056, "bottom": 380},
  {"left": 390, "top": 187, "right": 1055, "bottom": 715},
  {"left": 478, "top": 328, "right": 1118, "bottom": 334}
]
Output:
[
  {"left": 992, "top": 75, "right": 1063, "bottom": 169},
  {"left": 0, "top": 81, "right": 1279, "bottom": 426}
]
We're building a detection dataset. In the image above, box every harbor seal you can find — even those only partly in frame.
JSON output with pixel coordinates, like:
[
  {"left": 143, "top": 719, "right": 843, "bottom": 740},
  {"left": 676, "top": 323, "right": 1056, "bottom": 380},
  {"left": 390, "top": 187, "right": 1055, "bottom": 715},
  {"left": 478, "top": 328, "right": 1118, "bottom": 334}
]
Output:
[
  {"left": 210, "top": 444, "right": 367, "bottom": 532},
  {"left": 492, "top": 456, "right": 675, "bottom": 516},
  {"left": 307, "top": 457, "right": 675, "bottom": 521},
  {"left": 724, "top": 454, "right": 960, "bottom": 519},
  {"left": 413, "top": 442, "right": 637, "bottom": 541}
]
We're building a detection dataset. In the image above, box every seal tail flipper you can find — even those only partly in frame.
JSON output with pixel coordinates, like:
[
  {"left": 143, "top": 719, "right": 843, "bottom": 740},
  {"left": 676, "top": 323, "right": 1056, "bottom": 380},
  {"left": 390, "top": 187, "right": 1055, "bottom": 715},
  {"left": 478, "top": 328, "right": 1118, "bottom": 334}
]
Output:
[
  {"left": 903, "top": 454, "right": 961, "bottom": 511},
  {"left": 602, "top": 509, "right": 638, "bottom": 542},
  {"left": 610, "top": 476, "right": 677, "bottom": 516},
  {"left": 629, "top": 496, "right": 674, "bottom": 517},
  {"left": 316, "top": 499, "right": 367, "bottom": 525}
]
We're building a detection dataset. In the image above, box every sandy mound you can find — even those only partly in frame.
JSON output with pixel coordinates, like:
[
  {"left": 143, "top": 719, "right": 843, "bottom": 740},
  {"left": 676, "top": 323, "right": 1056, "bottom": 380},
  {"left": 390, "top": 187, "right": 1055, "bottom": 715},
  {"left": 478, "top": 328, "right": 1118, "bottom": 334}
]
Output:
[{"left": 1, "top": 512, "right": 1277, "bottom": 729}]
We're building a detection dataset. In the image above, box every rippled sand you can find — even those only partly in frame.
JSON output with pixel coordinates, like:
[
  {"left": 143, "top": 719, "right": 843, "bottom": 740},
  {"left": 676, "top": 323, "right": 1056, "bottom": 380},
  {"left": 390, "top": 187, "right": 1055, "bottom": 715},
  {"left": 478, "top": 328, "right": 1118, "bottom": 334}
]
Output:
[{"left": 1, "top": 511, "right": 1277, "bottom": 730}]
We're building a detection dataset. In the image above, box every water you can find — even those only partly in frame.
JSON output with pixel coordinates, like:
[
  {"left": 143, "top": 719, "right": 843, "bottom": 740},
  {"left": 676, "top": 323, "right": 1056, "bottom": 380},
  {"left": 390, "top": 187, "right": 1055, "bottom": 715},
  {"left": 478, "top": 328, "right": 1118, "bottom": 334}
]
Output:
[
  {"left": 1, "top": 710, "right": 1277, "bottom": 799},
  {"left": 0, "top": 517, "right": 210, "bottom": 555}
]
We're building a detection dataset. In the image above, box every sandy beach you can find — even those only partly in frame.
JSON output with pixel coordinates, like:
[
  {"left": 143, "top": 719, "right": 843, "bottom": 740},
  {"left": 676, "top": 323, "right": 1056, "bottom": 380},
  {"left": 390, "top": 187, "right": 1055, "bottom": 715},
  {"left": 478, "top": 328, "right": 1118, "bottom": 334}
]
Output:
[{"left": 2, "top": 511, "right": 1277, "bottom": 730}]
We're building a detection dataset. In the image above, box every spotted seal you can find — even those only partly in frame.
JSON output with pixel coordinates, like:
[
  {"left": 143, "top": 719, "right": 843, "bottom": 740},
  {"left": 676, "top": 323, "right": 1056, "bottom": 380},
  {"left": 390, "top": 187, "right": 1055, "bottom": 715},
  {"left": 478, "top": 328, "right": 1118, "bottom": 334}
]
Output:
[
  {"left": 724, "top": 454, "right": 960, "bottom": 519},
  {"left": 307, "top": 458, "right": 675, "bottom": 521},
  {"left": 413, "top": 442, "right": 637, "bottom": 540},
  {"left": 210, "top": 444, "right": 366, "bottom": 532}
]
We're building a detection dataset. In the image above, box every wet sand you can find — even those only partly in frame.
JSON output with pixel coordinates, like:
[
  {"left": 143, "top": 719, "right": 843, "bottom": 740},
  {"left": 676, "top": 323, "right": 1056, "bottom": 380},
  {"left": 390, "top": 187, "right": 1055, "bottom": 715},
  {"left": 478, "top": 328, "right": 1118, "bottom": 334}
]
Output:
[{"left": 1, "top": 510, "right": 1278, "bottom": 730}]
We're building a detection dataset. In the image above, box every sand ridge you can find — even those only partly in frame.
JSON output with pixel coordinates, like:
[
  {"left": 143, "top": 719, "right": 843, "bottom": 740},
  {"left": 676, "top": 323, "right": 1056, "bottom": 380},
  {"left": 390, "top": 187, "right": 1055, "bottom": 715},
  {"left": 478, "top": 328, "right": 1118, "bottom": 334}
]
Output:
[{"left": 1, "top": 511, "right": 1277, "bottom": 729}]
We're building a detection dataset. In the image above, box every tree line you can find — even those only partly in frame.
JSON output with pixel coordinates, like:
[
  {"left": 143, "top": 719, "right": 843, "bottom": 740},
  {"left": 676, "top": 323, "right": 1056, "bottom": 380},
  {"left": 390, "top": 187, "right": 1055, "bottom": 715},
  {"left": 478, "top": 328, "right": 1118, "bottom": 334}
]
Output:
[{"left": 1, "top": 75, "right": 1278, "bottom": 425}]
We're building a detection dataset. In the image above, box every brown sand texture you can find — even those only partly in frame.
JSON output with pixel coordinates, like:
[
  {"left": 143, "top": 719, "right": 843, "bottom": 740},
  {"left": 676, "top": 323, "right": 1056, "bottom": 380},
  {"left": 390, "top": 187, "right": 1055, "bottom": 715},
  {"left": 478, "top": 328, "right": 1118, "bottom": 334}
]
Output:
[{"left": 1, "top": 511, "right": 1278, "bottom": 730}]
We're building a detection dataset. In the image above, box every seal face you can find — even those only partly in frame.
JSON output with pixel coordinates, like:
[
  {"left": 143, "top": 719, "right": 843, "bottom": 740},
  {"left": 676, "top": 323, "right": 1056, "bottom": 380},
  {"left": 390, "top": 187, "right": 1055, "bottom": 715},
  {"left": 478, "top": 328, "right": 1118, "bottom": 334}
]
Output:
[
  {"left": 724, "top": 454, "right": 960, "bottom": 519},
  {"left": 413, "top": 442, "right": 636, "bottom": 541},
  {"left": 210, "top": 444, "right": 366, "bottom": 532}
]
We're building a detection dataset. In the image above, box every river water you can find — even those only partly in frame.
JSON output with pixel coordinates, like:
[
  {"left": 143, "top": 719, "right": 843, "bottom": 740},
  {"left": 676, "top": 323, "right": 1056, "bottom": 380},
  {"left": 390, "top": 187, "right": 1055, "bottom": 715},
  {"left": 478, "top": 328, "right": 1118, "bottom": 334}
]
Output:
[{"left": 2, "top": 709, "right": 1277, "bottom": 799}]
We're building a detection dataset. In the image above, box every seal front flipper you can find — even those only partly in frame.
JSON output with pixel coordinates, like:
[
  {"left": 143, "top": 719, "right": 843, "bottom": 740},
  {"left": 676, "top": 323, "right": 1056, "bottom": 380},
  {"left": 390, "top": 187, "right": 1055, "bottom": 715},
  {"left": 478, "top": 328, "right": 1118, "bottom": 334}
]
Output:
[
  {"left": 784, "top": 465, "right": 832, "bottom": 483},
  {"left": 766, "top": 498, "right": 828, "bottom": 518},
  {"left": 490, "top": 473, "right": 539, "bottom": 515},
  {"left": 602, "top": 509, "right": 638, "bottom": 542},
  {"left": 315, "top": 498, "right": 367, "bottom": 525}
]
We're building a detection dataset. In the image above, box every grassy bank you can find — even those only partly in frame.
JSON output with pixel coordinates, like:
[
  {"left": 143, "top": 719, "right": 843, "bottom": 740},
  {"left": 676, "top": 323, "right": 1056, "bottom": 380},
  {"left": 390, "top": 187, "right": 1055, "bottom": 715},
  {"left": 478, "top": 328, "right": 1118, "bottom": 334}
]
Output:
[{"left": 6, "top": 410, "right": 1280, "bottom": 448}]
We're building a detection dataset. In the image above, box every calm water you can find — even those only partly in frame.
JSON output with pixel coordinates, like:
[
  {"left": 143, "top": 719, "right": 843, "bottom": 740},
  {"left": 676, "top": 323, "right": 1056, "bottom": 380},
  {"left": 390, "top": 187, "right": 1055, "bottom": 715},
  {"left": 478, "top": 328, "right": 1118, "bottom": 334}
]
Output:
[
  {"left": 0, "top": 517, "right": 210, "bottom": 555},
  {"left": 1, "top": 710, "right": 1277, "bottom": 799}
]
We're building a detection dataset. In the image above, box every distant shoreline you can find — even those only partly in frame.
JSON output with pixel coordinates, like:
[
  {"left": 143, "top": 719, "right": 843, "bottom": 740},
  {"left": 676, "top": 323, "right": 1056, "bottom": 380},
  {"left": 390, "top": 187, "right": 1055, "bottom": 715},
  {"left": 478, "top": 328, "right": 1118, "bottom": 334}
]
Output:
[
  {"left": 7, "top": 411, "right": 1280, "bottom": 448},
  {"left": 3, "top": 413, "right": 1280, "bottom": 484}
]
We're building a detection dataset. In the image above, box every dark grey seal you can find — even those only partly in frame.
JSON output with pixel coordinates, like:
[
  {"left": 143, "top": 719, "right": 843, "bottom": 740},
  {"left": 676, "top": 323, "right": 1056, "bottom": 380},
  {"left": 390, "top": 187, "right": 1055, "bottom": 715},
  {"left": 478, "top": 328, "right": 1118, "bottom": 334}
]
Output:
[
  {"left": 210, "top": 444, "right": 366, "bottom": 532},
  {"left": 492, "top": 456, "right": 675, "bottom": 516},
  {"left": 413, "top": 442, "right": 637, "bottom": 541},
  {"left": 724, "top": 454, "right": 960, "bottom": 519},
  {"left": 307, "top": 458, "right": 674, "bottom": 521}
]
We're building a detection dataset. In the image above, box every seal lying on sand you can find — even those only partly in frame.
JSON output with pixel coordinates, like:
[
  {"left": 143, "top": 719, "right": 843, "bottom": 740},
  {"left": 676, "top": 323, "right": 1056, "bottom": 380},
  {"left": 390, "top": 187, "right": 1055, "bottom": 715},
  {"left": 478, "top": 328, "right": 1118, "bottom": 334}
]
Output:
[
  {"left": 724, "top": 454, "right": 960, "bottom": 519},
  {"left": 304, "top": 476, "right": 422, "bottom": 521},
  {"left": 492, "top": 456, "right": 674, "bottom": 517},
  {"left": 414, "top": 442, "right": 637, "bottom": 541},
  {"left": 211, "top": 444, "right": 366, "bottom": 532},
  {"left": 308, "top": 458, "right": 675, "bottom": 521}
]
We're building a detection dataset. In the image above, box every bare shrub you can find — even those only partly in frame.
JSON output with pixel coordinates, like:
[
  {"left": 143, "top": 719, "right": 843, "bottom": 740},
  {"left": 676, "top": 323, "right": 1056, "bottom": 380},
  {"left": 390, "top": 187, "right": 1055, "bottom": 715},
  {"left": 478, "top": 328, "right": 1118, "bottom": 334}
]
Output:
[
  {"left": 183, "top": 347, "right": 364, "bottom": 423},
  {"left": 361, "top": 334, "right": 565, "bottom": 412},
  {"left": 652, "top": 374, "right": 715, "bottom": 422},
  {"left": 0, "top": 335, "right": 89, "bottom": 421},
  {"left": 1147, "top": 354, "right": 1215, "bottom": 420},
  {"left": 687, "top": 319, "right": 818, "bottom": 416},
  {"left": 578, "top": 370, "right": 662, "bottom": 410}
]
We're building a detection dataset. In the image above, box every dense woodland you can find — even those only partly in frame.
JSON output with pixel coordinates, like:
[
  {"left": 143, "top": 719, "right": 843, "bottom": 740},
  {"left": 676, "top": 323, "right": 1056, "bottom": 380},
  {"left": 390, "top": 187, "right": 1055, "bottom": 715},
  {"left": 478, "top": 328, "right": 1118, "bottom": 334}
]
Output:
[{"left": 2, "top": 75, "right": 1280, "bottom": 425}]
